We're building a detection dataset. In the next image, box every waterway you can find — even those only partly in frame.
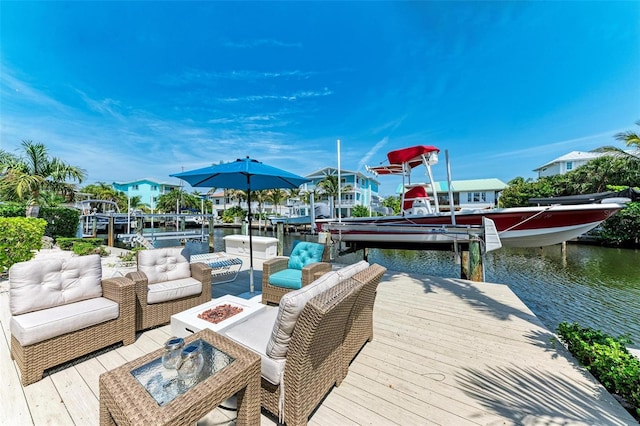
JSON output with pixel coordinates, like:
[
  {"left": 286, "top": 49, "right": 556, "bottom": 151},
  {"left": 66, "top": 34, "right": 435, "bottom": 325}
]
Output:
[{"left": 155, "top": 226, "right": 640, "bottom": 348}]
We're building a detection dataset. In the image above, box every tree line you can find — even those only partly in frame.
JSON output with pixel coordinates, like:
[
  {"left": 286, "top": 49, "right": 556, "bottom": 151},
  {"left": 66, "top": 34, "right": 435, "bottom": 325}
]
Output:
[{"left": 0, "top": 141, "right": 348, "bottom": 216}]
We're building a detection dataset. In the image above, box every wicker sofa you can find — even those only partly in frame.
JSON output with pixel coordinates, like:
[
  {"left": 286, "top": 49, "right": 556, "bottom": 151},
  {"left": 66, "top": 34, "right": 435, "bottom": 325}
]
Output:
[
  {"left": 224, "top": 261, "right": 386, "bottom": 425},
  {"left": 125, "top": 247, "right": 212, "bottom": 331},
  {"left": 8, "top": 254, "right": 136, "bottom": 386},
  {"left": 261, "top": 241, "right": 332, "bottom": 305}
]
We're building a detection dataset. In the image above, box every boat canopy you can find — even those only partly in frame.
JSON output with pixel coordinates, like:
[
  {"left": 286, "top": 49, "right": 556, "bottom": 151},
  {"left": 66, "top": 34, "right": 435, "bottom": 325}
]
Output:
[
  {"left": 366, "top": 145, "right": 440, "bottom": 176},
  {"left": 387, "top": 145, "right": 440, "bottom": 166}
]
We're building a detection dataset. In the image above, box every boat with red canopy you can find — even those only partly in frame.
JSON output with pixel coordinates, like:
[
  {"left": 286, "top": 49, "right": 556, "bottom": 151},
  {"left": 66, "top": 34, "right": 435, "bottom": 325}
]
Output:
[{"left": 317, "top": 145, "right": 629, "bottom": 250}]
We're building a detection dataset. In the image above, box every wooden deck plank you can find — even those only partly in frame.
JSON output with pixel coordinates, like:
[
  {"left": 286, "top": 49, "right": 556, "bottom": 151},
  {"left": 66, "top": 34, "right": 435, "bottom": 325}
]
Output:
[
  {"left": 0, "top": 260, "right": 637, "bottom": 426},
  {"left": 22, "top": 377, "right": 74, "bottom": 426},
  {"left": 49, "top": 366, "right": 100, "bottom": 425}
]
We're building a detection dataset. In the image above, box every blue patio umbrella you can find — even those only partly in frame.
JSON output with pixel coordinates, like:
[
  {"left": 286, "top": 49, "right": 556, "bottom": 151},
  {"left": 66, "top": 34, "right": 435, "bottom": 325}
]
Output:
[{"left": 171, "top": 157, "right": 310, "bottom": 293}]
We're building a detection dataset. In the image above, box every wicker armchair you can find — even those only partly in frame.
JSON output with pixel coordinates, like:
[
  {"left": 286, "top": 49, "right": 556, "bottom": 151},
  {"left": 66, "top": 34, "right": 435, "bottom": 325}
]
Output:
[
  {"left": 125, "top": 247, "right": 212, "bottom": 331},
  {"left": 341, "top": 263, "right": 386, "bottom": 379},
  {"left": 224, "top": 263, "right": 386, "bottom": 425},
  {"left": 261, "top": 241, "right": 331, "bottom": 305},
  {"left": 9, "top": 254, "right": 136, "bottom": 386}
]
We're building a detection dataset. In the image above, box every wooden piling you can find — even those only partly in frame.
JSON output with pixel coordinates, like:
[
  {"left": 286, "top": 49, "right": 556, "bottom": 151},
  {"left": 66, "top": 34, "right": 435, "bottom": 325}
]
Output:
[
  {"left": 107, "top": 216, "right": 114, "bottom": 247},
  {"left": 208, "top": 217, "right": 215, "bottom": 253},
  {"left": 276, "top": 222, "right": 284, "bottom": 255},
  {"left": 468, "top": 238, "right": 483, "bottom": 281}
]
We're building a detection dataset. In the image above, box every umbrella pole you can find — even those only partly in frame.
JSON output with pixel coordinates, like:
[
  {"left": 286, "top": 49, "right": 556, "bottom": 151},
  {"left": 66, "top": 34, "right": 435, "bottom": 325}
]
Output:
[{"left": 247, "top": 180, "right": 254, "bottom": 294}]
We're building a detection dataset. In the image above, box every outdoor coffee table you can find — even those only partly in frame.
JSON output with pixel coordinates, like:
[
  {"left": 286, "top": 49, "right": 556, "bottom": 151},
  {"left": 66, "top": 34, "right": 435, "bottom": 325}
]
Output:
[
  {"left": 99, "top": 328, "right": 260, "bottom": 425},
  {"left": 171, "top": 294, "right": 267, "bottom": 338}
]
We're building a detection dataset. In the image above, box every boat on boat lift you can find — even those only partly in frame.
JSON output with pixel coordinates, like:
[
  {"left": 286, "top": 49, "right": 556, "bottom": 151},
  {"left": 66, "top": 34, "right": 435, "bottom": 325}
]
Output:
[{"left": 317, "top": 145, "right": 629, "bottom": 251}]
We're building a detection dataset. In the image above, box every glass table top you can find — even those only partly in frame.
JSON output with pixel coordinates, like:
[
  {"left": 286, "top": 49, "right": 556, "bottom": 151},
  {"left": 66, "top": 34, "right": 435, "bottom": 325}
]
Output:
[{"left": 130, "top": 339, "right": 235, "bottom": 406}]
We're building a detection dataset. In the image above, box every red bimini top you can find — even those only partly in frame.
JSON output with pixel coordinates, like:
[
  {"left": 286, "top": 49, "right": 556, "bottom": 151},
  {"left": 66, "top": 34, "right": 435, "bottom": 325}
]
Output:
[
  {"left": 367, "top": 145, "right": 440, "bottom": 176},
  {"left": 387, "top": 145, "right": 440, "bottom": 166}
]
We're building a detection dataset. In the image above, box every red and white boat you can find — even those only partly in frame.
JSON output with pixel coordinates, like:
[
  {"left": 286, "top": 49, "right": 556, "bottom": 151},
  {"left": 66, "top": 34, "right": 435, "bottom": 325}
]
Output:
[{"left": 318, "top": 145, "right": 629, "bottom": 250}]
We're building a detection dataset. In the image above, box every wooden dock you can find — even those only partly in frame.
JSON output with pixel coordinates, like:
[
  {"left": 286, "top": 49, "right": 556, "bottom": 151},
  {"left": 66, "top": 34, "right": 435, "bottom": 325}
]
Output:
[{"left": 1, "top": 252, "right": 636, "bottom": 425}]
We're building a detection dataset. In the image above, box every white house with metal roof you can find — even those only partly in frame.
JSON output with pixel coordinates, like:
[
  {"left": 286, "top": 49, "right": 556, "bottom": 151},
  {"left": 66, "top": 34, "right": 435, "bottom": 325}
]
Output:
[
  {"left": 397, "top": 178, "right": 508, "bottom": 210},
  {"left": 533, "top": 151, "right": 604, "bottom": 178}
]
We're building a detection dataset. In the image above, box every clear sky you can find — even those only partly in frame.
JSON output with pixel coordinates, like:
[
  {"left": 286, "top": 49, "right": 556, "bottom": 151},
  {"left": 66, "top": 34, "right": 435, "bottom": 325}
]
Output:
[{"left": 1, "top": 1, "right": 639, "bottom": 196}]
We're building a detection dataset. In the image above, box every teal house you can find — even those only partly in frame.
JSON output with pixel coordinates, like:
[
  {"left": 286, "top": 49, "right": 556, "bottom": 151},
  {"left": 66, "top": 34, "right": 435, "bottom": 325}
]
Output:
[
  {"left": 112, "top": 179, "right": 181, "bottom": 210},
  {"left": 304, "top": 167, "right": 382, "bottom": 217}
]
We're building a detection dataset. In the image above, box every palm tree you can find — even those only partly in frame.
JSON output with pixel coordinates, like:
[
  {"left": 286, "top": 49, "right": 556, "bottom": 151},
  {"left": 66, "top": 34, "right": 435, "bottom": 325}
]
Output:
[
  {"left": 155, "top": 189, "right": 197, "bottom": 213},
  {"left": 317, "top": 174, "right": 352, "bottom": 217},
  {"left": 600, "top": 121, "right": 640, "bottom": 162},
  {"left": 82, "top": 182, "right": 122, "bottom": 202},
  {"left": 0, "top": 140, "right": 86, "bottom": 215},
  {"left": 267, "top": 188, "right": 286, "bottom": 214},
  {"left": 615, "top": 120, "right": 640, "bottom": 149}
]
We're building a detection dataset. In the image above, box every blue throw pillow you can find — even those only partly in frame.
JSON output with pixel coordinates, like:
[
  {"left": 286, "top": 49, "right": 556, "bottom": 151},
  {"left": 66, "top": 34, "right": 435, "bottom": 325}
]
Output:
[{"left": 287, "top": 242, "right": 325, "bottom": 270}]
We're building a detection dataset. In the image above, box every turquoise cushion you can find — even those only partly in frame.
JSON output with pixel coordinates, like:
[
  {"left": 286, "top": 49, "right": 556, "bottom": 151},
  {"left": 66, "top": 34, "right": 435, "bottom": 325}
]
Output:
[
  {"left": 287, "top": 242, "right": 325, "bottom": 270},
  {"left": 268, "top": 269, "right": 303, "bottom": 289}
]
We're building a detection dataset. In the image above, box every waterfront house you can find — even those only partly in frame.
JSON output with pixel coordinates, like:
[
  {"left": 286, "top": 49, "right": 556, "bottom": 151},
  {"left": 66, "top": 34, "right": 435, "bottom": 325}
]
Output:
[
  {"left": 304, "top": 167, "right": 382, "bottom": 217},
  {"left": 112, "top": 179, "right": 181, "bottom": 210},
  {"left": 399, "top": 178, "right": 508, "bottom": 210},
  {"left": 533, "top": 151, "right": 603, "bottom": 178},
  {"left": 533, "top": 148, "right": 640, "bottom": 178}
]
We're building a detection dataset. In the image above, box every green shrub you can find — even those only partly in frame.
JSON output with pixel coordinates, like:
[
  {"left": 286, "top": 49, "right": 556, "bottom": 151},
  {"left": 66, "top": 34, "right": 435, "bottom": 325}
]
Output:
[
  {"left": 39, "top": 206, "right": 80, "bottom": 239},
  {"left": 556, "top": 322, "right": 640, "bottom": 417},
  {"left": 71, "top": 242, "right": 108, "bottom": 256},
  {"left": 119, "top": 246, "right": 145, "bottom": 262},
  {"left": 0, "top": 202, "right": 27, "bottom": 218},
  {"left": 57, "top": 237, "right": 103, "bottom": 251},
  {"left": 0, "top": 217, "right": 47, "bottom": 272},
  {"left": 222, "top": 206, "right": 246, "bottom": 223}
]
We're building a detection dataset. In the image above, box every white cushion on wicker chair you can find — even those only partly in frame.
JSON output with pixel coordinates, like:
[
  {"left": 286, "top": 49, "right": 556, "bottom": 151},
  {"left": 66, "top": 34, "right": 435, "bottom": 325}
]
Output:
[
  {"left": 265, "top": 261, "right": 371, "bottom": 359},
  {"left": 223, "top": 307, "right": 285, "bottom": 385},
  {"left": 266, "top": 271, "right": 341, "bottom": 359},
  {"left": 336, "top": 260, "right": 370, "bottom": 279},
  {"left": 9, "top": 254, "right": 103, "bottom": 315},
  {"left": 10, "top": 297, "right": 119, "bottom": 346},
  {"left": 137, "top": 247, "right": 191, "bottom": 284},
  {"left": 146, "top": 277, "right": 203, "bottom": 304}
]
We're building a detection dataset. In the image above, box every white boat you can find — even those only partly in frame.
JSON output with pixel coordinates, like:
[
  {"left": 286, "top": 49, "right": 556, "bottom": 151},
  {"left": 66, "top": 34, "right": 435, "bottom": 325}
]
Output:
[
  {"left": 268, "top": 215, "right": 312, "bottom": 226},
  {"left": 317, "top": 145, "right": 629, "bottom": 250}
]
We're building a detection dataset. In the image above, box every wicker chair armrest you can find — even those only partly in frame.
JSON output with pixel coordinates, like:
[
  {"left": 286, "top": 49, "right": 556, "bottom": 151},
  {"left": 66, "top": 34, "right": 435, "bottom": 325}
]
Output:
[
  {"left": 125, "top": 271, "right": 150, "bottom": 305},
  {"left": 262, "top": 257, "right": 289, "bottom": 274},
  {"left": 189, "top": 262, "right": 212, "bottom": 282},
  {"left": 301, "top": 262, "right": 333, "bottom": 286},
  {"left": 101, "top": 276, "right": 135, "bottom": 305}
]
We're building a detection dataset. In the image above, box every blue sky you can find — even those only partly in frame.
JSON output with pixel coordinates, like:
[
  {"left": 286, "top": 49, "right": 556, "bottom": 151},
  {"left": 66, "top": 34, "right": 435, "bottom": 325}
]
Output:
[{"left": 1, "top": 1, "right": 639, "bottom": 196}]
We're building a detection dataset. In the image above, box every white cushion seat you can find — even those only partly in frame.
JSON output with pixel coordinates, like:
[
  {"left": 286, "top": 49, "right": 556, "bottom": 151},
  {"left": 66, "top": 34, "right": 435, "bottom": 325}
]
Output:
[
  {"left": 223, "top": 307, "right": 284, "bottom": 385},
  {"left": 10, "top": 297, "right": 119, "bottom": 346},
  {"left": 146, "top": 277, "right": 202, "bottom": 304}
]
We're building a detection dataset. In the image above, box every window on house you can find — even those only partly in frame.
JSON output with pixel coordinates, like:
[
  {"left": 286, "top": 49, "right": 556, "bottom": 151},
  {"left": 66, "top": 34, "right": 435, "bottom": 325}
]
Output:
[
  {"left": 468, "top": 192, "right": 486, "bottom": 203},
  {"left": 132, "top": 184, "right": 139, "bottom": 190},
  {"left": 151, "top": 185, "right": 158, "bottom": 191},
  {"left": 566, "top": 162, "right": 573, "bottom": 170}
]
